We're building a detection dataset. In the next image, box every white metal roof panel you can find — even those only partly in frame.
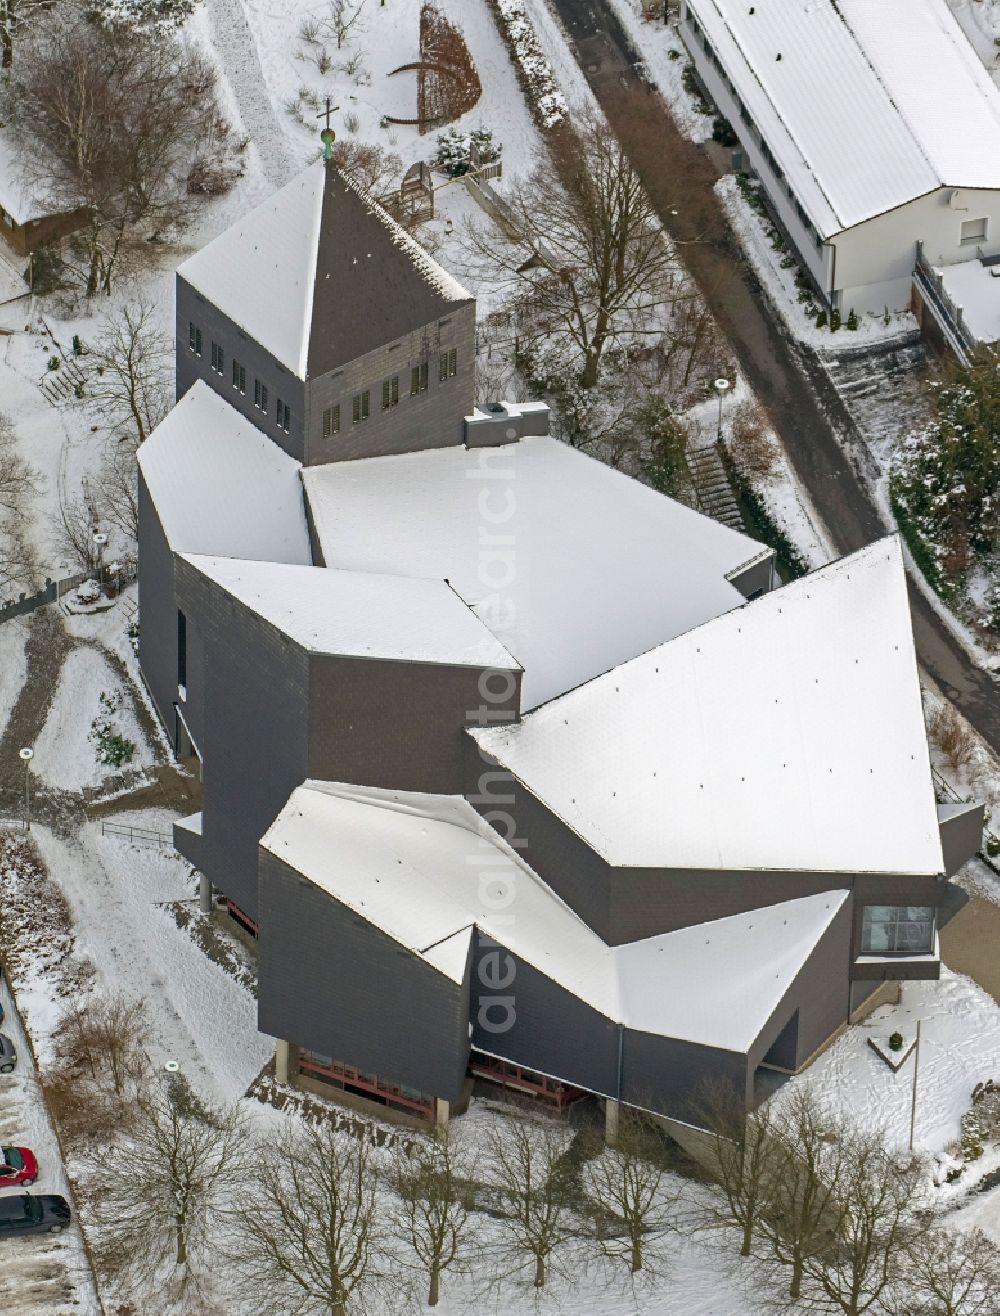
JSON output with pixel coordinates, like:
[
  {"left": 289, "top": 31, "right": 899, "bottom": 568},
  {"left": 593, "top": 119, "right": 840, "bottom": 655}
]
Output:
[
  {"left": 693, "top": 0, "right": 1000, "bottom": 236},
  {"left": 475, "top": 538, "right": 944, "bottom": 875}
]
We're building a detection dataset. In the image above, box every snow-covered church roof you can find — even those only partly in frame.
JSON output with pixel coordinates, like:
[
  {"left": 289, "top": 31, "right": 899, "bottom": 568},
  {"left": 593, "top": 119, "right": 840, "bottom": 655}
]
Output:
[
  {"left": 303, "top": 435, "right": 766, "bottom": 711},
  {"left": 177, "top": 159, "right": 472, "bottom": 380},
  {"left": 263, "top": 781, "right": 849, "bottom": 1053},
  {"left": 473, "top": 537, "right": 944, "bottom": 876},
  {"left": 181, "top": 555, "right": 519, "bottom": 670},
  {"left": 137, "top": 381, "right": 312, "bottom": 565},
  {"left": 692, "top": 0, "right": 1000, "bottom": 237}
]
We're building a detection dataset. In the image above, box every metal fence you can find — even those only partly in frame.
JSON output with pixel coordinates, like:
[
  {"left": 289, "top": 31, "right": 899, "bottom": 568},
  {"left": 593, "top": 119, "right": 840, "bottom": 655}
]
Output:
[{"left": 99, "top": 820, "right": 173, "bottom": 849}]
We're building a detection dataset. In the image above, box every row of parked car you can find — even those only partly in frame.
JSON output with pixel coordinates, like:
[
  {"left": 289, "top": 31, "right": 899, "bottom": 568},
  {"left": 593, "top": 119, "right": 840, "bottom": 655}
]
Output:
[{"left": 0, "top": 1006, "right": 73, "bottom": 1238}]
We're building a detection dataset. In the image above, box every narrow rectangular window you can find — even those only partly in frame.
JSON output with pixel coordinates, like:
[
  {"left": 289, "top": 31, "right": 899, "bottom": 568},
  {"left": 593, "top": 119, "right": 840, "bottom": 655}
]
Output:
[
  {"left": 254, "top": 379, "right": 268, "bottom": 413},
  {"left": 189, "top": 323, "right": 201, "bottom": 356},
  {"left": 410, "top": 362, "right": 428, "bottom": 395},
  {"left": 177, "top": 610, "right": 187, "bottom": 689},
  {"left": 322, "top": 405, "right": 341, "bottom": 438},
  {"left": 211, "top": 342, "right": 223, "bottom": 374},
  {"left": 232, "top": 359, "right": 246, "bottom": 394},
  {"left": 382, "top": 375, "right": 398, "bottom": 409},
  {"left": 275, "top": 399, "right": 291, "bottom": 432},
  {"left": 448, "top": 348, "right": 457, "bottom": 378},
  {"left": 353, "top": 390, "right": 370, "bottom": 422},
  {"left": 439, "top": 351, "right": 448, "bottom": 383}
]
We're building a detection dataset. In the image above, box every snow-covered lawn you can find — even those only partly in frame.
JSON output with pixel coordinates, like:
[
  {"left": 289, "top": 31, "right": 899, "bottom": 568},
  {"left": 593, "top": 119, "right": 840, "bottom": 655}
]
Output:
[
  {"left": 32, "top": 647, "right": 153, "bottom": 794},
  {"left": 781, "top": 970, "right": 1000, "bottom": 1161},
  {"left": 0, "top": 618, "right": 28, "bottom": 739},
  {"left": 28, "top": 819, "right": 272, "bottom": 1104}
]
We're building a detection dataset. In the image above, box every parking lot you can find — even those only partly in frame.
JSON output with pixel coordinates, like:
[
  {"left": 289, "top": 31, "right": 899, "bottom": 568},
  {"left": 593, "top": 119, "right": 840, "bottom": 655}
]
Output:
[{"left": 0, "top": 977, "right": 98, "bottom": 1314}]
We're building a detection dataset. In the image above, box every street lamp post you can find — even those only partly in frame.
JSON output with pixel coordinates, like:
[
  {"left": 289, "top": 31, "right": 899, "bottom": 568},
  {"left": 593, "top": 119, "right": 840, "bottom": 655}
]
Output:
[
  {"left": 19, "top": 748, "right": 33, "bottom": 831},
  {"left": 714, "top": 377, "right": 730, "bottom": 444},
  {"left": 93, "top": 532, "right": 108, "bottom": 596}
]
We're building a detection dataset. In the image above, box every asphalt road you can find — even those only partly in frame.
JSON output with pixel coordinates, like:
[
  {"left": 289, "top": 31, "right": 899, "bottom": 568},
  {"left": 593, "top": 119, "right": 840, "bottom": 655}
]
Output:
[{"left": 547, "top": 0, "right": 1000, "bottom": 754}]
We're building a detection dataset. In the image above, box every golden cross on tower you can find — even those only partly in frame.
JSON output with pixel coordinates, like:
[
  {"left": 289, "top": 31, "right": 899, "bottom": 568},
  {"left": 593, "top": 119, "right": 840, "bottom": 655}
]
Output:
[{"left": 317, "top": 97, "right": 340, "bottom": 161}]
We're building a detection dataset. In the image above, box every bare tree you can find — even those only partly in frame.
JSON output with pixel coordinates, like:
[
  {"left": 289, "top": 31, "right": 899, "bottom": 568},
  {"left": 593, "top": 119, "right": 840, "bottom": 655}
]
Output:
[
  {"left": 232, "top": 1119, "right": 392, "bottom": 1315},
  {"left": 798, "top": 1129, "right": 921, "bottom": 1316},
  {"left": 52, "top": 487, "right": 102, "bottom": 576},
  {"left": 327, "top": 0, "right": 367, "bottom": 49},
  {"left": 0, "top": 412, "right": 39, "bottom": 591},
  {"left": 582, "top": 1106, "right": 676, "bottom": 1278},
  {"left": 0, "top": 0, "right": 49, "bottom": 68},
  {"left": 391, "top": 1127, "right": 477, "bottom": 1307},
  {"left": 6, "top": 5, "right": 238, "bottom": 294},
  {"left": 85, "top": 1073, "right": 247, "bottom": 1292},
  {"left": 330, "top": 141, "right": 403, "bottom": 198},
  {"left": 696, "top": 1079, "right": 781, "bottom": 1259},
  {"left": 927, "top": 700, "right": 978, "bottom": 778},
  {"left": 55, "top": 992, "right": 148, "bottom": 1099},
  {"left": 902, "top": 1227, "right": 1000, "bottom": 1316},
  {"left": 464, "top": 113, "right": 678, "bottom": 390},
  {"left": 85, "top": 299, "right": 172, "bottom": 447},
  {"left": 760, "top": 1086, "right": 848, "bottom": 1301},
  {"left": 483, "top": 1114, "right": 576, "bottom": 1289}
]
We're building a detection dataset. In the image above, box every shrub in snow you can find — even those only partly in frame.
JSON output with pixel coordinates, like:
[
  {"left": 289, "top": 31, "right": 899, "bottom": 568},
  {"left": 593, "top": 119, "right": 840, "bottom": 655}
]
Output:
[
  {"left": 847, "top": 308, "right": 859, "bottom": 331},
  {"left": 492, "top": 0, "right": 568, "bottom": 129},
  {"left": 888, "top": 1030, "right": 903, "bottom": 1052},
  {"left": 830, "top": 307, "right": 841, "bottom": 332},
  {"left": 87, "top": 0, "right": 196, "bottom": 30},
  {"left": 89, "top": 690, "right": 136, "bottom": 769},
  {"left": 436, "top": 127, "right": 501, "bottom": 177},
  {"left": 815, "top": 309, "right": 827, "bottom": 328},
  {"left": 891, "top": 348, "right": 1000, "bottom": 621},
  {"left": 74, "top": 578, "right": 102, "bottom": 606}
]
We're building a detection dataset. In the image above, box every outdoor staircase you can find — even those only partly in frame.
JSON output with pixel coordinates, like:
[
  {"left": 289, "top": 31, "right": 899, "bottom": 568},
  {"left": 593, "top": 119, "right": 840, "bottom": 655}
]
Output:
[{"left": 686, "top": 443, "right": 744, "bottom": 531}]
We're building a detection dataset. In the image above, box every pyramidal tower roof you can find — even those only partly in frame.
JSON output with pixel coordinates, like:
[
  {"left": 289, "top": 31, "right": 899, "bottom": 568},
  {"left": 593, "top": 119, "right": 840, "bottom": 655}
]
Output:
[{"left": 178, "top": 159, "right": 473, "bottom": 381}]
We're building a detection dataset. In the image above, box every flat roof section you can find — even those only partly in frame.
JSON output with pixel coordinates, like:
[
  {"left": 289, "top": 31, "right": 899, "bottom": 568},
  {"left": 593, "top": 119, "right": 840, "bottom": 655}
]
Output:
[
  {"left": 303, "top": 435, "right": 764, "bottom": 711},
  {"left": 181, "top": 555, "right": 520, "bottom": 669}
]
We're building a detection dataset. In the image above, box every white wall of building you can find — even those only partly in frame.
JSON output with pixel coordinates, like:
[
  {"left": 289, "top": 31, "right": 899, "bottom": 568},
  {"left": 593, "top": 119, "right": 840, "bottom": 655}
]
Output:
[{"left": 833, "top": 188, "right": 1000, "bottom": 315}]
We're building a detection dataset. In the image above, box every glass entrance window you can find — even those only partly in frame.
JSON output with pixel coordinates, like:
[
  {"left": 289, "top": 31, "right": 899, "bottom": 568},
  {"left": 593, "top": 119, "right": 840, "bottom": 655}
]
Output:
[{"left": 861, "top": 906, "right": 935, "bottom": 955}]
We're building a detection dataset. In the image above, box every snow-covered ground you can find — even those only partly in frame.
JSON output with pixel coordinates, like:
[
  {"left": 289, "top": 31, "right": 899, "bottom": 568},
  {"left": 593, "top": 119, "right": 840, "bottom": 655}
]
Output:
[
  {"left": 0, "top": 618, "right": 28, "bottom": 738},
  {"left": 716, "top": 176, "right": 919, "bottom": 353},
  {"left": 0, "top": 979, "right": 99, "bottom": 1315},
  {"left": 782, "top": 971, "right": 1000, "bottom": 1161},
  {"left": 32, "top": 646, "right": 154, "bottom": 794}
]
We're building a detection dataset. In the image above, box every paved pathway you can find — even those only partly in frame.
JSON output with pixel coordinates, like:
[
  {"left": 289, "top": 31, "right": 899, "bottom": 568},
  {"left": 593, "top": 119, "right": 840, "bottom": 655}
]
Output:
[{"left": 546, "top": 0, "right": 1000, "bottom": 757}]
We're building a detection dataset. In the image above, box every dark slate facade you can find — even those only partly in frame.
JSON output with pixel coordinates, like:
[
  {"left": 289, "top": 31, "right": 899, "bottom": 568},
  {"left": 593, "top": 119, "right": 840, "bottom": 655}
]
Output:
[
  {"left": 258, "top": 848, "right": 472, "bottom": 1104},
  {"left": 176, "top": 275, "right": 308, "bottom": 463}
]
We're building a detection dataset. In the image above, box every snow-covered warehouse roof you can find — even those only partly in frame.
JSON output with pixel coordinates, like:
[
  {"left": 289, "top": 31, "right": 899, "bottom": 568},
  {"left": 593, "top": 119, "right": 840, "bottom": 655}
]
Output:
[
  {"left": 690, "top": 0, "right": 1000, "bottom": 236},
  {"left": 474, "top": 538, "right": 944, "bottom": 875},
  {"left": 177, "top": 159, "right": 471, "bottom": 380},
  {"left": 181, "top": 555, "right": 519, "bottom": 670},
  {"left": 263, "top": 781, "right": 849, "bottom": 1053},
  {"left": 303, "top": 435, "right": 766, "bottom": 711},
  {"left": 138, "top": 382, "right": 312, "bottom": 565}
]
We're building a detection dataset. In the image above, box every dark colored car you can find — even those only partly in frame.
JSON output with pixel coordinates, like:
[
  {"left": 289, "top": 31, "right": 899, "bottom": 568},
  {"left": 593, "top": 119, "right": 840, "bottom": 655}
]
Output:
[
  {"left": 0, "top": 1034, "right": 14, "bottom": 1074},
  {"left": 0, "top": 1194, "right": 71, "bottom": 1237},
  {"left": 0, "top": 1148, "right": 37, "bottom": 1187}
]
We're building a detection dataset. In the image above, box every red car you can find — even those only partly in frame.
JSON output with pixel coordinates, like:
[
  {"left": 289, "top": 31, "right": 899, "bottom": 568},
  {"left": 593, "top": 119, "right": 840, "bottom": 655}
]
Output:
[{"left": 0, "top": 1148, "right": 37, "bottom": 1188}]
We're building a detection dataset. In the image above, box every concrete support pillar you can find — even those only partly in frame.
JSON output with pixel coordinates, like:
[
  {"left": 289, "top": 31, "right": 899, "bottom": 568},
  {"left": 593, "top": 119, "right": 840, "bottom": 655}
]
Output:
[
  {"left": 605, "top": 1097, "right": 620, "bottom": 1148},
  {"left": 275, "top": 1039, "right": 291, "bottom": 1087},
  {"left": 199, "top": 873, "right": 212, "bottom": 915},
  {"left": 435, "top": 1098, "right": 450, "bottom": 1130}
]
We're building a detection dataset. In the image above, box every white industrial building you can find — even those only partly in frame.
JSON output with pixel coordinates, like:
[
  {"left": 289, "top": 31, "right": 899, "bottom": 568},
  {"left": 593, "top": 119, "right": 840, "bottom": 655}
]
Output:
[{"left": 680, "top": 0, "right": 1000, "bottom": 330}]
